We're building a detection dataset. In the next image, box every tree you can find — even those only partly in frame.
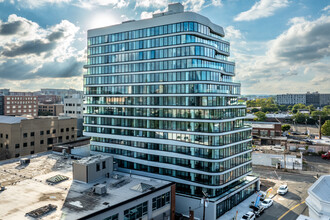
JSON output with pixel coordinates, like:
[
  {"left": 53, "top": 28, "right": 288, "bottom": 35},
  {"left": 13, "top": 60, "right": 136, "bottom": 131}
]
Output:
[
  {"left": 292, "top": 104, "right": 306, "bottom": 113},
  {"left": 254, "top": 111, "right": 266, "bottom": 121},
  {"left": 282, "top": 124, "right": 291, "bottom": 132},
  {"left": 307, "top": 105, "right": 316, "bottom": 112},
  {"left": 292, "top": 113, "right": 308, "bottom": 124},
  {"left": 278, "top": 105, "right": 288, "bottom": 112},
  {"left": 323, "top": 105, "right": 330, "bottom": 114},
  {"left": 311, "top": 110, "right": 328, "bottom": 123},
  {"left": 321, "top": 120, "right": 330, "bottom": 136}
]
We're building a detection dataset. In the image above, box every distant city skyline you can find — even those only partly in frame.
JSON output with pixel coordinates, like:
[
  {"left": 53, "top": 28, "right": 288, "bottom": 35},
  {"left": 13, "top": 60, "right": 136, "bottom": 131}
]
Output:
[{"left": 0, "top": 0, "right": 329, "bottom": 94}]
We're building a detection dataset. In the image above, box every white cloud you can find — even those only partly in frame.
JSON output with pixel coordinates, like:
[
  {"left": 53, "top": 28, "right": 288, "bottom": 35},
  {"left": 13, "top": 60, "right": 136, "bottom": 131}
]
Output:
[
  {"left": 140, "top": 9, "right": 163, "bottom": 19},
  {"left": 12, "top": 0, "right": 71, "bottom": 8},
  {"left": 135, "top": 0, "right": 168, "bottom": 9},
  {"left": 76, "top": 0, "right": 129, "bottom": 9},
  {"left": 140, "top": 11, "right": 153, "bottom": 19},
  {"left": 234, "top": 0, "right": 289, "bottom": 21},
  {"left": 225, "top": 26, "right": 243, "bottom": 39},
  {"left": 183, "top": 0, "right": 206, "bottom": 12},
  {"left": 0, "top": 14, "right": 84, "bottom": 83},
  {"left": 211, "top": 0, "right": 222, "bottom": 7},
  {"left": 8, "top": 0, "right": 129, "bottom": 9},
  {"left": 322, "top": 5, "right": 330, "bottom": 11},
  {"left": 234, "top": 15, "right": 330, "bottom": 94}
]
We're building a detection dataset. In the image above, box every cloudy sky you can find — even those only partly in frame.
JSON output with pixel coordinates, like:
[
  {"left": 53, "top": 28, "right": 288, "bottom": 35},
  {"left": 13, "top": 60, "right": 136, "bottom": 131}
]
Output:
[{"left": 0, "top": 0, "right": 329, "bottom": 94}]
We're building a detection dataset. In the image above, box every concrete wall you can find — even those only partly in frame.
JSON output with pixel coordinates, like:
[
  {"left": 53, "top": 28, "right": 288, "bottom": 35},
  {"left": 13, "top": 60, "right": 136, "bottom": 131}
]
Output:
[
  {"left": 252, "top": 152, "right": 302, "bottom": 170},
  {"left": 73, "top": 156, "right": 113, "bottom": 183},
  {"left": 73, "top": 163, "right": 88, "bottom": 182},
  {"left": 87, "top": 157, "right": 113, "bottom": 183}
]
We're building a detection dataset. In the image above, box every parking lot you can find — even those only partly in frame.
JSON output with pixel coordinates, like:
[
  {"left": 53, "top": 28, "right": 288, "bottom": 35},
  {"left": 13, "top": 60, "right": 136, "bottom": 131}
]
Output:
[{"left": 252, "top": 166, "right": 317, "bottom": 220}]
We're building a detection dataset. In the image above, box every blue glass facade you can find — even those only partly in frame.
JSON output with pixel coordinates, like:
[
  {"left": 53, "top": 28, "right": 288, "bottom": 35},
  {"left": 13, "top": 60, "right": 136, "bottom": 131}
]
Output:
[{"left": 84, "top": 9, "right": 253, "bottom": 201}]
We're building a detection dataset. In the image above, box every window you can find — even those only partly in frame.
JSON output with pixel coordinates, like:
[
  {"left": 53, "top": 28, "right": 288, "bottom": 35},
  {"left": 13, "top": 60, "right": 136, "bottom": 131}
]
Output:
[
  {"left": 52, "top": 129, "right": 56, "bottom": 134},
  {"left": 102, "top": 161, "right": 106, "bottom": 169},
  {"left": 47, "top": 130, "right": 50, "bottom": 134},
  {"left": 66, "top": 128, "right": 69, "bottom": 132},
  {"left": 72, "top": 127, "right": 75, "bottom": 131},
  {"left": 96, "top": 163, "right": 100, "bottom": 171},
  {"left": 30, "top": 151, "right": 34, "bottom": 154},
  {"left": 23, "top": 133, "right": 28, "bottom": 138},
  {"left": 6, "top": 134, "right": 8, "bottom": 139},
  {"left": 31, "top": 141, "right": 35, "bottom": 146},
  {"left": 71, "top": 135, "right": 74, "bottom": 139},
  {"left": 15, "top": 154, "right": 20, "bottom": 158},
  {"left": 40, "top": 140, "right": 44, "bottom": 144},
  {"left": 23, "top": 143, "right": 28, "bottom": 147},
  {"left": 61, "top": 128, "right": 64, "bottom": 132},
  {"left": 40, "top": 131, "right": 44, "bottom": 135},
  {"left": 66, "top": 136, "right": 69, "bottom": 140},
  {"left": 104, "top": 214, "right": 119, "bottom": 220},
  {"left": 31, "top": 132, "right": 35, "bottom": 137},
  {"left": 47, "top": 138, "right": 53, "bottom": 145},
  {"left": 124, "top": 201, "right": 148, "bottom": 220},
  {"left": 152, "top": 192, "right": 170, "bottom": 210},
  {"left": 15, "top": 144, "right": 20, "bottom": 149}
]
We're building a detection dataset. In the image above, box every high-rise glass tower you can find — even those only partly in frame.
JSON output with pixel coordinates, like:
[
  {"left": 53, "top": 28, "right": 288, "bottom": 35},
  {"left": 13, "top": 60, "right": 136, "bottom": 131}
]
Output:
[{"left": 84, "top": 3, "right": 259, "bottom": 219}]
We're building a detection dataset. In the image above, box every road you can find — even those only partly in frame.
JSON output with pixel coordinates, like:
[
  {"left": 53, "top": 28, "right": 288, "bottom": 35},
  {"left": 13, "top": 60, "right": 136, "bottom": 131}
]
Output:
[{"left": 252, "top": 166, "right": 316, "bottom": 220}]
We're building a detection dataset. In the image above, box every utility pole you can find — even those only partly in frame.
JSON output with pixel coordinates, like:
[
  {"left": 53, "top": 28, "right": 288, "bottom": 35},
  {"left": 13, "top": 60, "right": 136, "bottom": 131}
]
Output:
[
  {"left": 201, "top": 191, "right": 209, "bottom": 220},
  {"left": 319, "top": 115, "right": 322, "bottom": 140}
]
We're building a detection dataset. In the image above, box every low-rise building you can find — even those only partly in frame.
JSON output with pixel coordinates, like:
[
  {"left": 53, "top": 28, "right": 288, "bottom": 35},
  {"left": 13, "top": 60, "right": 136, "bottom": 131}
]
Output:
[
  {"left": 38, "top": 104, "right": 64, "bottom": 116},
  {"left": 0, "top": 116, "right": 77, "bottom": 160},
  {"left": 0, "top": 153, "right": 175, "bottom": 220},
  {"left": 305, "top": 175, "right": 330, "bottom": 220},
  {"left": 246, "top": 121, "right": 287, "bottom": 146}
]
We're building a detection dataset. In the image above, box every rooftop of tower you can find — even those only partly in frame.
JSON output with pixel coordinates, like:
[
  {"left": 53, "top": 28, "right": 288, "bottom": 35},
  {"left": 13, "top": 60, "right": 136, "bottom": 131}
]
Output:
[{"left": 88, "top": 2, "right": 225, "bottom": 38}]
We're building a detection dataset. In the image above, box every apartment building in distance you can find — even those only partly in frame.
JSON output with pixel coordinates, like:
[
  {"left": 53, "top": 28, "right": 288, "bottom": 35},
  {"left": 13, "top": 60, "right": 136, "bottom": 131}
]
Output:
[
  {"left": 2, "top": 95, "right": 38, "bottom": 117},
  {"left": 276, "top": 92, "right": 330, "bottom": 107},
  {"left": 84, "top": 3, "right": 258, "bottom": 219},
  {"left": 0, "top": 116, "right": 77, "bottom": 160}
]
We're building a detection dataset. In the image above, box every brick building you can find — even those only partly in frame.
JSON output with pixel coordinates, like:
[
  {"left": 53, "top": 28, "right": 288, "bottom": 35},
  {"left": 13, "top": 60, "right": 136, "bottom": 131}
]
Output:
[
  {"left": 38, "top": 104, "right": 64, "bottom": 116},
  {"left": 246, "top": 121, "right": 287, "bottom": 146},
  {"left": 3, "top": 95, "right": 38, "bottom": 117}
]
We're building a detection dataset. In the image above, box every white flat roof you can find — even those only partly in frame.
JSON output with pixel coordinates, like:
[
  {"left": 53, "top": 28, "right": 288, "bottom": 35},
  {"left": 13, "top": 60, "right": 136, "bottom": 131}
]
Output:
[
  {"left": 0, "top": 116, "right": 27, "bottom": 124},
  {"left": 0, "top": 153, "right": 171, "bottom": 220}
]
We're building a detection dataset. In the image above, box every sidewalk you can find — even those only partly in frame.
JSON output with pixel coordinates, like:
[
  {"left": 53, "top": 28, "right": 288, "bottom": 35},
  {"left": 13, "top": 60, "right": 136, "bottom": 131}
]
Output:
[{"left": 220, "top": 193, "right": 258, "bottom": 220}]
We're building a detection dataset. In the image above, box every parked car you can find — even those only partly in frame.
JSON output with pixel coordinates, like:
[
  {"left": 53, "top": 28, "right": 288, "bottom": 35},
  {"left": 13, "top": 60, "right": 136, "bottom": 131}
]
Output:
[
  {"left": 241, "top": 211, "right": 255, "bottom": 220},
  {"left": 277, "top": 185, "right": 288, "bottom": 195},
  {"left": 250, "top": 205, "right": 265, "bottom": 217},
  {"left": 321, "top": 151, "right": 330, "bottom": 160},
  {"left": 260, "top": 199, "right": 273, "bottom": 209}
]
